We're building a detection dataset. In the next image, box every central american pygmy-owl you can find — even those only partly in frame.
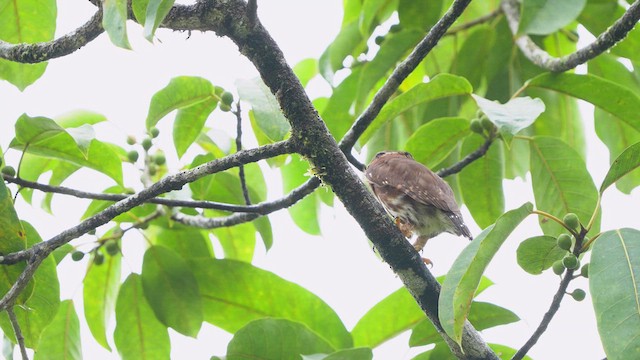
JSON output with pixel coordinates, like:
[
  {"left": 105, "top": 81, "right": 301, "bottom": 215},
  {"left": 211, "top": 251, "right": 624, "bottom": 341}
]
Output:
[{"left": 364, "top": 151, "right": 472, "bottom": 253}]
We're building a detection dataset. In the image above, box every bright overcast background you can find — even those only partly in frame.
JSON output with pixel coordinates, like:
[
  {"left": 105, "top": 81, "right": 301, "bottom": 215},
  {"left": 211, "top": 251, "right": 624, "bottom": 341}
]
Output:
[{"left": 1, "top": 1, "right": 638, "bottom": 359}]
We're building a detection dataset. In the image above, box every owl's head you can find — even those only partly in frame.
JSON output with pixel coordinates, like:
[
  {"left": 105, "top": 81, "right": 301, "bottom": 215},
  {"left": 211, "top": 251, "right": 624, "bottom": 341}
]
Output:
[{"left": 373, "top": 151, "right": 414, "bottom": 160}]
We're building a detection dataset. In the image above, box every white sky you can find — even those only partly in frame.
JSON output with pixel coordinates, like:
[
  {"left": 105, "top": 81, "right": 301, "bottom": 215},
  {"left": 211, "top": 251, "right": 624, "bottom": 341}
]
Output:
[{"left": 1, "top": 1, "right": 638, "bottom": 359}]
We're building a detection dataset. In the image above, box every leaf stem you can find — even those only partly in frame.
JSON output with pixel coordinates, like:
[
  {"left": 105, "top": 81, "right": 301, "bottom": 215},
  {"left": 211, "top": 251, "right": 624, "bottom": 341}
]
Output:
[
  {"left": 532, "top": 210, "right": 577, "bottom": 235},
  {"left": 585, "top": 194, "right": 601, "bottom": 232}
]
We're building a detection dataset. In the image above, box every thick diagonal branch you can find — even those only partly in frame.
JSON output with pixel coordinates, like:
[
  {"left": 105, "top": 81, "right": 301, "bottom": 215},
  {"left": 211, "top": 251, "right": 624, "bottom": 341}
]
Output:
[{"left": 501, "top": 0, "right": 640, "bottom": 72}]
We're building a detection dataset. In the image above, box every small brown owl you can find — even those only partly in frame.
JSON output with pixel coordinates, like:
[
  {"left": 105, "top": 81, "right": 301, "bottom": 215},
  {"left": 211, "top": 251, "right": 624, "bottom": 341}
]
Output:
[{"left": 364, "top": 151, "right": 472, "bottom": 256}]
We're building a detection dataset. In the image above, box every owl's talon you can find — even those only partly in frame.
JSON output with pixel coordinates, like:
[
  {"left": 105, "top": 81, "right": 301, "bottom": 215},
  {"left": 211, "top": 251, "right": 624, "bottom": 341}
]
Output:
[{"left": 422, "top": 257, "right": 433, "bottom": 268}]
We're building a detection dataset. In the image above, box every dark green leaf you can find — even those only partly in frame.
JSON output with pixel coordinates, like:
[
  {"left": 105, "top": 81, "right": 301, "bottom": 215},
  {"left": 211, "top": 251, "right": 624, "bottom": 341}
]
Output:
[
  {"left": 518, "top": 0, "right": 586, "bottom": 35},
  {"left": 227, "top": 318, "right": 334, "bottom": 360},
  {"left": 34, "top": 300, "right": 82, "bottom": 360},
  {"left": 404, "top": 117, "right": 470, "bottom": 169},
  {"left": 516, "top": 235, "right": 567, "bottom": 275},
  {"left": 147, "top": 225, "right": 213, "bottom": 260},
  {"left": 0, "top": 0, "right": 55, "bottom": 90},
  {"left": 114, "top": 274, "right": 170, "bottom": 360},
  {"left": 361, "top": 74, "right": 473, "bottom": 144},
  {"left": 459, "top": 134, "right": 504, "bottom": 229},
  {"left": 529, "top": 136, "right": 600, "bottom": 235},
  {"left": 600, "top": 141, "right": 640, "bottom": 194},
  {"left": 237, "top": 78, "right": 291, "bottom": 142},
  {"left": 398, "top": 0, "right": 442, "bottom": 30},
  {"left": 451, "top": 26, "right": 496, "bottom": 89},
  {"left": 84, "top": 247, "right": 121, "bottom": 350},
  {"left": 192, "top": 259, "right": 352, "bottom": 350},
  {"left": 141, "top": 246, "right": 202, "bottom": 337},
  {"left": 103, "top": 0, "right": 131, "bottom": 49},
  {"left": 590, "top": 229, "right": 640, "bottom": 360},
  {"left": 439, "top": 203, "right": 532, "bottom": 344},
  {"left": 281, "top": 154, "right": 320, "bottom": 235},
  {"left": 143, "top": 0, "right": 175, "bottom": 41}
]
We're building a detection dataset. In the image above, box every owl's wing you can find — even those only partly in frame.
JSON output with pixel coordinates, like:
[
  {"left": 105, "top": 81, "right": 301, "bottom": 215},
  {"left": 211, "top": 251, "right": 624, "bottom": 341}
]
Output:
[{"left": 365, "top": 156, "right": 460, "bottom": 213}]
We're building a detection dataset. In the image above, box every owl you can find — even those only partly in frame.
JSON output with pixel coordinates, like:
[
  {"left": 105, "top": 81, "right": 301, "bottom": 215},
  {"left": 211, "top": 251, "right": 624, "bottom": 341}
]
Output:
[{"left": 364, "top": 151, "right": 472, "bottom": 255}]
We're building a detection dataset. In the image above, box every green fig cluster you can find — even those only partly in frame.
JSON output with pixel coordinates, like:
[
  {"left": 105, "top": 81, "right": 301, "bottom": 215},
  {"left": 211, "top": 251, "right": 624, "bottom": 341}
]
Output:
[
  {"left": 562, "top": 254, "right": 580, "bottom": 270},
  {"left": 552, "top": 260, "right": 565, "bottom": 275},
  {"left": 563, "top": 213, "right": 580, "bottom": 231},
  {"left": 141, "top": 138, "right": 153, "bottom": 151},
  {"left": 557, "top": 234, "right": 573, "bottom": 251},
  {"left": 469, "top": 111, "right": 496, "bottom": 137}
]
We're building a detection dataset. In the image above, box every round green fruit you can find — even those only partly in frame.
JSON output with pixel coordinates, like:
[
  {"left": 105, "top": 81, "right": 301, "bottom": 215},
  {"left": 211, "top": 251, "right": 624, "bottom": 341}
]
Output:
[
  {"left": 214, "top": 86, "right": 224, "bottom": 95},
  {"left": 127, "top": 150, "right": 139, "bottom": 163},
  {"left": 580, "top": 263, "right": 589, "bottom": 278},
  {"left": 219, "top": 103, "right": 231, "bottom": 112},
  {"left": 141, "top": 138, "right": 153, "bottom": 151},
  {"left": 150, "top": 127, "right": 160, "bottom": 138},
  {"left": 221, "top": 91, "right": 234, "bottom": 105},
  {"left": 571, "top": 289, "right": 586, "bottom": 301},
  {"left": 563, "top": 213, "right": 580, "bottom": 230},
  {"left": 389, "top": 24, "right": 402, "bottom": 33},
  {"left": 154, "top": 153, "right": 166, "bottom": 166},
  {"left": 148, "top": 164, "right": 157, "bottom": 176},
  {"left": 562, "top": 254, "right": 579, "bottom": 270},
  {"left": 1, "top": 166, "right": 16, "bottom": 177},
  {"left": 126, "top": 135, "right": 136, "bottom": 145},
  {"left": 557, "top": 234, "right": 573, "bottom": 251},
  {"left": 470, "top": 119, "right": 484, "bottom": 134},
  {"left": 552, "top": 260, "right": 565, "bottom": 275},
  {"left": 93, "top": 252, "right": 105, "bottom": 265},
  {"left": 71, "top": 251, "right": 85, "bottom": 261},
  {"left": 374, "top": 36, "right": 385, "bottom": 45},
  {"left": 105, "top": 241, "right": 119, "bottom": 256},
  {"left": 481, "top": 117, "right": 495, "bottom": 132}
]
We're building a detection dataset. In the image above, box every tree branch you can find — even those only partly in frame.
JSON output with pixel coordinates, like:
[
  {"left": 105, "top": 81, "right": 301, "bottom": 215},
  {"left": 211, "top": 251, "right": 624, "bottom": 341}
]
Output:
[
  {"left": 436, "top": 137, "right": 494, "bottom": 178},
  {"left": 446, "top": 8, "right": 502, "bottom": 36},
  {"left": 338, "top": 0, "right": 474, "bottom": 152},
  {"left": 7, "top": 307, "right": 28, "bottom": 360},
  {"left": 501, "top": 0, "right": 640, "bottom": 72},
  {"left": 0, "top": 10, "right": 104, "bottom": 63},
  {"left": 234, "top": 103, "right": 252, "bottom": 205},
  {"left": 172, "top": 212, "right": 259, "bottom": 228}
]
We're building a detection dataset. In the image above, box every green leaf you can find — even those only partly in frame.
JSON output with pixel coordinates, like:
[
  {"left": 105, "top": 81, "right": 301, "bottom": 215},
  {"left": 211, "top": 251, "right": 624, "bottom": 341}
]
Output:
[
  {"left": 281, "top": 154, "right": 320, "bottom": 235},
  {"left": 55, "top": 110, "right": 107, "bottom": 128},
  {"left": 459, "top": 134, "right": 504, "bottom": 229},
  {"left": 600, "top": 141, "right": 640, "bottom": 194},
  {"left": 404, "top": 117, "right": 470, "bottom": 169},
  {"left": 34, "top": 300, "right": 82, "bottom": 360},
  {"left": 451, "top": 26, "right": 496, "bottom": 89},
  {"left": 192, "top": 259, "right": 352, "bottom": 350},
  {"left": 319, "top": 348, "right": 373, "bottom": 360},
  {"left": 590, "top": 229, "right": 640, "bottom": 360},
  {"left": 143, "top": 0, "right": 175, "bottom": 41},
  {"left": 527, "top": 73, "right": 640, "bottom": 133},
  {"left": 398, "top": 0, "right": 442, "bottom": 30},
  {"left": 52, "top": 243, "right": 74, "bottom": 264},
  {"left": 141, "top": 246, "right": 202, "bottom": 337},
  {"left": 237, "top": 77, "right": 291, "bottom": 142},
  {"left": 472, "top": 95, "right": 545, "bottom": 144},
  {"left": 211, "top": 220, "right": 255, "bottom": 262},
  {"left": 518, "top": 0, "right": 586, "bottom": 35},
  {"left": 516, "top": 235, "right": 567, "bottom": 275},
  {"left": 83, "top": 247, "right": 121, "bottom": 350},
  {"left": 439, "top": 203, "right": 532, "bottom": 344},
  {"left": 174, "top": 97, "right": 218, "bottom": 158},
  {"left": 0, "top": 180, "right": 32, "bottom": 304},
  {"left": 410, "top": 302, "right": 519, "bottom": 347},
  {"left": 0, "top": 0, "right": 56, "bottom": 90},
  {"left": 103, "top": 0, "right": 131, "bottom": 49},
  {"left": 318, "top": 21, "right": 363, "bottom": 83},
  {"left": 147, "top": 225, "right": 213, "bottom": 260},
  {"left": 114, "top": 274, "right": 170, "bottom": 360},
  {"left": 227, "top": 318, "right": 334, "bottom": 360},
  {"left": 0, "top": 222, "right": 59, "bottom": 349},
  {"left": 146, "top": 76, "right": 215, "bottom": 130},
  {"left": 361, "top": 74, "right": 473, "bottom": 144},
  {"left": 13, "top": 115, "right": 75, "bottom": 150},
  {"left": 529, "top": 136, "right": 600, "bottom": 235},
  {"left": 293, "top": 58, "right": 319, "bottom": 88}
]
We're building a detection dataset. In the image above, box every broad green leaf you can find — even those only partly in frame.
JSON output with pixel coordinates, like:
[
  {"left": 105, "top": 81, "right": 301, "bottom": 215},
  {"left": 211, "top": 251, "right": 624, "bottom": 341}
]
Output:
[
  {"left": 590, "top": 229, "right": 640, "bottom": 360},
  {"left": 361, "top": 74, "right": 473, "bottom": 144},
  {"left": 439, "top": 203, "right": 532, "bottom": 344},
  {"left": 459, "top": 135, "right": 504, "bottom": 229},
  {"left": 529, "top": 136, "right": 600, "bottom": 235},
  {"left": 281, "top": 154, "right": 320, "bottom": 235},
  {"left": 516, "top": 235, "right": 567, "bottom": 275},
  {"left": 398, "top": 0, "right": 442, "bottom": 30},
  {"left": 143, "top": 0, "right": 175, "bottom": 41},
  {"left": 17, "top": 154, "right": 79, "bottom": 205},
  {"left": 518, "top": 0, "right": 586, "bottom": 35},
  {"left": 355, "top": 29, "right": 423, "bottom": 112},
  {"left": 404, "top": 117, "right": 470, "bottom": 169},
  {"left": 13, "top": 115, "right": 75, "bottom": 150},
  {"left": 103, "top": 0, "right": 131, "bottom": 49},
  {"left": 293, "top": 58, "right": 319, "bottom": 88},
  {"left": 359, "top": 0, "right": 391, "bottom": 35},
  {"left": 503, "top": 140, "right": 529, "bottom": 180},
  {"left": 146, "top": 76, "right": 215, "bottom": 129},
  {"left": 55, "top": 110, "right": 107, "bottom": 128},
  {"left": 0, "top": 222, "right": 59, "bottom": 348},
  {"left": 600, "top": 141, "right": 640, "bottom": 194},
  {"left": 410, "top": 302, "right": 519, "bottom": 347},
  {"left": 211, "top": 220, "right": 255, "bottom": 262},
  {"left": 472, "top": 95, "right": 545, "bottom": 144},
  {"left": 131, "top": 0, "right": 149, "bottom": 23},
  {"left": 319, "top": 21, "right": 363, "bottom": 83},
  {"left": 317, "top": 348, "right": 373, "bottom": 360},
  {"left": 451, "top": 26, "right": 496, "bottom": 90},
  {"left": 0, "top": 0, "right": 56, "bottom": 90},
  {"left": 321, "top": 67, "right": 361, "bottom": 140},
  {"left": 527, "top": 73, "right": 640, "bottom": 132},
  {"left": 34, "top": 300, "right": 82, "bottom": 360},
  {"left": 0, "top": 180, "right": 31, "bottom": 304},
  {"left": 141, "top": 246, "right": 202, "bottom": 337},
  {"left": 147, "top": 225, "right": 213, "bottom": 260},
  {"left": 352, "top": 277, "right": 493, "bottom": 348},
  {"left": 81, "top": 185, "right": 155, "bottom": 222},
  {"left": 174, "top": 97, "right": 217, "bottom": 158},
  {"left": 192, "top": 259, "right": 352, "bottom": 350},
  {"left": 227, "top": 319, "right": 334, "bottom": 360},
  {"left": 114, "top": 274, "right": 170, "bottom": 360},
  {"left": 237, "top": 78, "right": 291, "bottom": 142},
  {"left": 253, "top": 216, "right": 273, "bottom": 251},
  {"left": 83, "top": 247, "right": 121, "bottom": 350}
]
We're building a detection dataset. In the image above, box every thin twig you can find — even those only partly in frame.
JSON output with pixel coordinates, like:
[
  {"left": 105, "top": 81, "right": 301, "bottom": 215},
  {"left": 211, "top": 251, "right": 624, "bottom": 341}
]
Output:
[
  {"left": 501, "top": 0, "right": 640, "bottom": 72},
  {"left": 436, "top": 137, "right": 494, "bottom": 178},
  {"left": 445, "top": 8, "right": 502, "bottom": 35},
  {"left": 0, "top": 10, "right": 104, "bottom": 63},
  {"left": 7, "top": 307, "right": 28, "bottom": 360},
  {"left": 234, "top": 103, "right": 252, "bottom": 205}
]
